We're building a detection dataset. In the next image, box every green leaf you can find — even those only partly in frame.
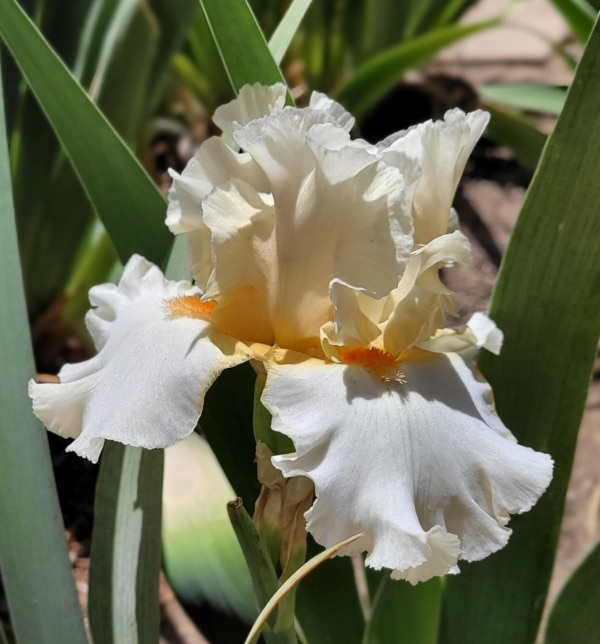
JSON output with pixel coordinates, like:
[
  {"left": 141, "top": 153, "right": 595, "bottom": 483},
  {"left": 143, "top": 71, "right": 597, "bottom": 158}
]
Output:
[
  {"left": 45, "top": 0, "right": 160, "bottom": 315},
  {"left": 483, "top": 102, "right": 548, "bottom": 172},
  {"left": 294, "top": 540, "right": 365, "bottom": 644},
  {"left": 337, "top": 18, "right": 499, "bottom": 121},
  {"left": 162, "top": 434, "right": 257, "bottom": 622},
  {"left": 268, "top": 0, "right": 312, "bottom": 64},
  {"left": 545, "top": 542, "right": 600, "bottom": 643},
  {"left": 0, "top": 53, "right": 88, "bottom": 644},
  {"left": 479, "top": 83, "right": 567, "bottom": 115},
  {"left": 145, "top": 0, "right": 199, "bottom": 109},
  {"left": 88, "top": 443, "right": 163, "bottom": 644},
  {"left": 201, "top": 363, "right": 262, "bottom": 512},
  {"left": 441, "top": 13, "right": 600, "bottom": 644},
  {"left": 549, "top": 0, "right": 596, "bottom": 43},
  {"left": 199, "top": 0, "right": 291, "bottom": 97},
  {"left": 228, "top": 499, "right": 298, "bottom": 644},
  {"left": 0, "top": 0, "right": 171, "bottom": 266},
  {"left": 177, "top": 7, "right": 233, "bottom": 112},
  {"left": 363, "top": 572, "right": 441, "bottom": 644},
  {"left": 90, "top": 0, "right": 159, "bottom": 144},
  {"left": 227, "top": 499, "right": 280, "bottom": 614}
]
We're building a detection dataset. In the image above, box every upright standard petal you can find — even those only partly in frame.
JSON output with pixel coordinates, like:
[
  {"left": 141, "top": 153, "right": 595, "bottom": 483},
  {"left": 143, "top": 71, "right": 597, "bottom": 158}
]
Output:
[
  {"left": 321, "top": 231, "right": 471, "bottom": 360},
  {"left": 166, "top": 136, "right": 268, "bottom": 290},
  {"left": 212, "top": 83, "right": 288, "bottom": 134},
  {"left": 263, "top": 349, "right": 552, "bottom": 583},
  {"left": 228, "top": 110, "right": 412, "bottom": 350},
  {"left": 29, "top": 255, "right": 251, "bottom": 462},
  {"left": 381, "top": 109, "right": 489, "bottom": 245}
]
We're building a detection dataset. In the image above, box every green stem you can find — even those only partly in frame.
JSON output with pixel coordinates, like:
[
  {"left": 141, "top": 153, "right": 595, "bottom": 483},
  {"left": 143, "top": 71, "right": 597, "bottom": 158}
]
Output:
[
  {"left": 253, "top": 373, "right": 294, "bottom": 455},
  {"left": 361, "top": 574, "right": 392, "bottom": 644},
  {"left": 228, "top": 499, "right": 297, "bottom": 643}
]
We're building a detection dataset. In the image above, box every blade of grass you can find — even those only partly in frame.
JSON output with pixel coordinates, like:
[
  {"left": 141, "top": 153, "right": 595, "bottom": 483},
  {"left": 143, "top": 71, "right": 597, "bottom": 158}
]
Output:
[
  {"left": 544, "top": 542, "right": 600, "bottom": 643},
  {"left": 90, "top": 0, "right": 158, "bottom": 144},
  {"left": 88, "top": 443, "right": 164, "bottom": 644},
  {"left": 199, "top": 0, "right": 291, "bottom": 100},
  {"left": 0, "top": 52, "right": 88, "bottom": 644},
  {"left": 479, "top": 83, "right": 567, "bottom": 115},
  {"left": 268, "top": 0, "right": 312, "bottom": 64},
  {"left": 483, "top": 101, "right": 547, "bottom": 172},
  {"left": 548, "top": 0, "right": 595, "bottom": 43},
  {"left": 145, "top": 0, "right": 198, "bottom": 109},
  {"left": 336, "top": 18, "right": 500, "bottom": 120},
  {"left": 0, "top": 0, "right": 171, "bottom": 266},
  {"left": 441, "top": 13, "right": 600, "bottom": 644},
  {"left": 244, "top": 533, "right": 363, "bottom": 644}
]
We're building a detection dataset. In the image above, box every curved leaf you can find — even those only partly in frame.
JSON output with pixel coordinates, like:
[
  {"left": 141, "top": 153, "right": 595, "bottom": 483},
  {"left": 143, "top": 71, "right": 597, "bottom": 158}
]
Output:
[
  {"left": 479, "top": 83, "right": 566, "bottom": 115},
  {"left": 0, "top": 0, "right": 171, "bottom": 266},
  {"left": 199, "top": 0, "right": 290, "bottom": 97},
  {"left": 441, "top": 13, "right": 600, "bottom": 644},
  {"left": 549, "top": 0, "right": 596, "bottom": 43},
  {"left": 336, "top": 19, "right": 499, "bottom": 120},
  {"left": 0, "top": 53, "right": 88, "bottom": 644},
  {"left": 545, "top": 542, "right": 600, "bottom": 644}
]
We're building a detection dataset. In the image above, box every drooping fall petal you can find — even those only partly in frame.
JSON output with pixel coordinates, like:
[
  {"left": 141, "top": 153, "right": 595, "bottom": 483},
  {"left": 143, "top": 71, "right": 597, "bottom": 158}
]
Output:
[
  {"left": 29, "top": 255, "right": 250, "bottom": 462},
  {"left": 263, "top": 349, "right": 552, "bottom": 584}
]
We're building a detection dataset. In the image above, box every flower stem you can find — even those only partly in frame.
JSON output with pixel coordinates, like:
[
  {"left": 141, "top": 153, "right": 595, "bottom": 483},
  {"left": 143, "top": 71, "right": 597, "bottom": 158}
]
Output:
[{"left": 361, "top": 573, "right": 392, "bottom": 644}]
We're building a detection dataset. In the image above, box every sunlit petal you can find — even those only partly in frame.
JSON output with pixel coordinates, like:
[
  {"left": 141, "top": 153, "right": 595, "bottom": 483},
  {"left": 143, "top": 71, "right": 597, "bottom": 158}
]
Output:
[
  {"left": 381, "top": 109, "right": 489, "bottom": 244},
  {"left": 166, "top": 136, "right": 268, "bottom": 289},
  {"left": 230, "top": 111, "right": 413, "bottom": 349},
  {"left": 421, "top": 312, "right": 504, "bottom": 358},
  {"left": 213, "top": 83, "right": 288, "bottom": 134},
  {"left": 29, "top": 255, "right": 250, "bottom": 462},
  {"left": 263, "top": 350, "right": 552, "bottom": 583}
]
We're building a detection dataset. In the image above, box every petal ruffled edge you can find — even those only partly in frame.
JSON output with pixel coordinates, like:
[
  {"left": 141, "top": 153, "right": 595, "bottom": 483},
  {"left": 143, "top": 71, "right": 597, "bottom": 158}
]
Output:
[
  {"left": 30, "top": 255, "right": 252, "bottom": 462},
  {"left": 262, "top": 348, "right": 552, "bottom": 583}
]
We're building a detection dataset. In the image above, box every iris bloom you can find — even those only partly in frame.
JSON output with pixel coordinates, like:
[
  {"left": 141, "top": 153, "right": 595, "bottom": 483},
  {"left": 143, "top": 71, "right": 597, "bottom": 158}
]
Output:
[{"left": 30, "top": 84, "right": 552, "bottom": 583}]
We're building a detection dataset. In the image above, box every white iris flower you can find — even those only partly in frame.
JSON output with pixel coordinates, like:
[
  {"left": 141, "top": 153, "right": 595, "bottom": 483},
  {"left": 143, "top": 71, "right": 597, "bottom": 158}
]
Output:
[{"left": 30, "top": 84, "right": 552, "bottom": 583}]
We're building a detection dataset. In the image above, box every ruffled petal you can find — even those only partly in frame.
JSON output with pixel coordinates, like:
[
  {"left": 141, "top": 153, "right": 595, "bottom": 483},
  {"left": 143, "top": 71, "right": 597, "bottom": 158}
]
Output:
[
  {"left": 263, "top": 349, "right": 552, "bottom": 583},
  {"left": 308, "top": 91, "right": 355, "bottom": 131},
  {"left": 166, "top": 136, "right": 268, "bottom": 289},
  {"left": 322, "top": 231, "right": 471, "bottom": 359},
  {"left": 212, "top": 83, "right": 288, "bottom": 134},
  {"left": 229, "top": 110, "right": 412, "bottom": 350},
  {"left": 201, "top": 178, "right": 276, "bottom": 345},
  {"left": 381, "top": 109, "right": 489, "bottom": 245},
  {"left": 382, "top": 231, "right": 471, "bottom": 352},
  {"left": 29, "top": 255, "right": 251, "bottom": 462},
  {"left": 420, "top": 312, "right": 504, "bottom": 358}
]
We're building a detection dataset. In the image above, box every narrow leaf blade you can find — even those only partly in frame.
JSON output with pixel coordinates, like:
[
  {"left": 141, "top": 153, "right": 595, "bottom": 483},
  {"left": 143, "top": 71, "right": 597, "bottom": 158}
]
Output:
[
  {"left": 199, "top": 0, "right": 290, "bottom": 94},
  {"left": 268, "top": 0, "right": 313, "bottom": 64},
  {"left": 545, "top": 542, "right": 600, "bottom": 644},
  {"left": 0, "top": 0, "right": 170, "bottom": 265},
  {"left": 479, "top": 82, "right": 567, "bottom": 115},
  {"left": 0, "top": 53, "right": 88, "bottom": 644},
  {"left": 336, "top": 19, "right": 499, "bottom": 120},
  {"left": 441, "top": 13, "right": 600, "bottom": 644},
  {"left": 88, "top": 444, "right": 164, "bottom": 644},
  {"left": 483, "top": 102, "right": 547, "bottom": 172}
]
